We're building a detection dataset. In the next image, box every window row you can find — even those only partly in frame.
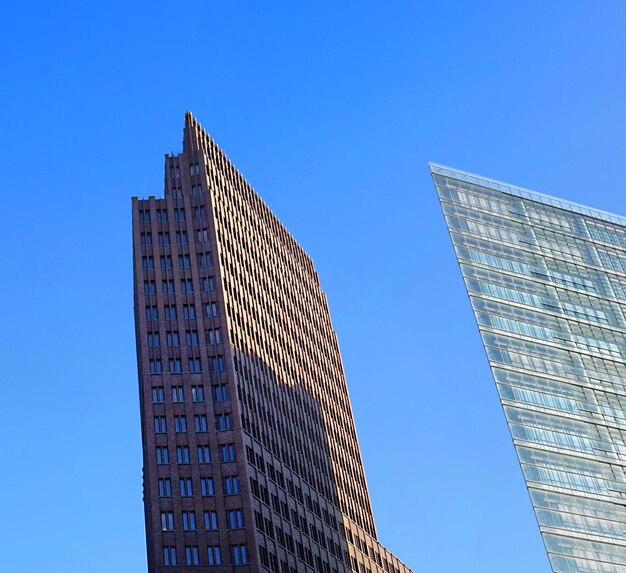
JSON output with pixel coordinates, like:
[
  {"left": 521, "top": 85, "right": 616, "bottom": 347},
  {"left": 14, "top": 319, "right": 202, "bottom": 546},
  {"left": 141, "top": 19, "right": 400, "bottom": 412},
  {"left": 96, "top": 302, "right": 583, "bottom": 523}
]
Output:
[
  {"left": 148, "top": 328, "right": 222, "bottom": 348},
  {"left": 142, "top": 253, "right": 213, "bottom": 272},
  {"left": 148, "top": 231, "right": 212, "bottom": 246},
  {"left": 144, "top": 278, "right": 204, "bottom": 296},
  {"left": 152, "top": 383, "right": 229, "bottom": 403},
  {"left": 153, "top": 413, "right": 232, "bottom": 433},
  {"left": 145, "top": 302, "right": 219, "bottom": 321},
  {"left": 157, "top": 475, "right": 240, "bottom": 497},
  {"left": 163, "top": 544, "right": 248, "bottom": 566},
  {"left": 139, "top": 206, "right": 207, "bottom": 224},
  {"left": 142, "top": 231, "right": 193, "bottom": 245},
  {"left": 160, "top": 508, "right": 244, "bottom": 531},
  {"left": 149, "top": 356, "right": 225, "bottom": 374},
  {"left": 156, "top": 443, "right": 236, "bottom": 465},
  {"left": 142, "top": 255, "right": 214, "bottom": 272}
]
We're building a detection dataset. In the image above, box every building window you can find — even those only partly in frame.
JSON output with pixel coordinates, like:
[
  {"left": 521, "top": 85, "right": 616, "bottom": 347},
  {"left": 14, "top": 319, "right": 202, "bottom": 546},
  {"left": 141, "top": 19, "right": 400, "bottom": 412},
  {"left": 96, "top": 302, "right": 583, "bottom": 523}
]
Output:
[
  {"left": 213, "top": 384, "right": 229, "bottom": 401},
  {"left": 146, "top": 306, "right": 158, "bottom": 320},
  {"left": 163, "top": 547, "right": 177, "bottom": 566},
  {"left": 152, "top": 386, "right": 165, "bottom": 403},
  {"left": 140, "top": 232, "right": 152, "bottom": 246},
  {"left": 162, "top": 280, "right": 175, "bottom": 295},
  {"left": 153, "top": 416, "right": 166, "bottom": 433},
  {"left": 220, "top": 444, "right": 236, "bottom": 462},
  {"left": 139, "top": 210, "right": 151, "bottom": 223},
  {"left": 158, "top": 478, "right": 172, "bottom": 497},
  {"left": 196, "top": 229, "right": 209, "bottom": 242},
  {"left": 205, "top": 302, "right": 218, "bottom": 317},
  {"left": 204, "top": 510, "right": 218, "bottom": 530},
  {"left": 167, "top": 331, "right": 179, "bottom": 347},
  {"left": 144, "top": 281, "right": 156, "bottom": 295},
  {"left": 156, "top": 209, "right": 168, "bottom": 223},
  {"left": 156, "top": 447, "right": 169, "bottom": 464},
  {"left": 193, "top": 206, "right": 206, "bottom": 219},
  {"left": 181, "top": 279, "right": 194, "bottom": 294},
  {"left": 206, "top": 328, "right": 222, "bottom": 344},
  {"left": 164, "top": 305, "right": 177, "bottom": 320},
  {"left": 207, "top": 546, "right": 222, "bottom": 565},
  {"left": 180, "top": 478, "right": 193, "bottom": 497},
  {"left": 178, "top": 255, "right": 191, "bottom": 269},
  {"left": 184, "top": 304, "right": 196, "bottom": 319},
  {"left": 188, "top": 358, "right": 202, "bottom": 373},
  {"left": 201, "top": 477, "right": 214, "bottom": 497},
  {"left": 216, "top": 414, "right": 232, "bottom": 431},
  {"left": 210, "top": 356, "right": 225, "bottom": 372},
  {"left": 186, "top": 330, "right": 199, "bottom": 346},
  {"left": 197, "top": 445, "right": 211, "bottom": 464},
  {"left": 177, "top": 446, "right": 190, "bottom": 464},
  {"left": 172, "top": 386, "right": 185, "bottom": 402},
  {"left": 174, "top": 415, "right": 187, "bottom": 433},
  {"left": 259, "top": 545, "right": 269, "bottom": 567},
  {"left": 183, "top": 512, "right": 197, "bottom": 531},
  {"left": 148, "top": 332, "right": 160, "bottom": 347},
  {"left": 158, "top": 232, "right": 170, "bottom": 245},
  {"left": 142, "top": 256, "right": 154, "bottom": 269},
  {"left": 231, "top": 544, "right": 248, "bottom": 565},
  {"left": 149, "top": 359, "right": 162, "bottom": 374},
  {"left": 160, "top": 255, "right": 172, "bottom": 269},
  {"left": 194, "top": 415, "right": 208, "bottom": 432},
  {"left": 191, "top": 385, "right": 205, "bottom": 402},
  {"left": 169, "top": 358, "right": 182, "bottom": 373},
  {"left": 185, "top": 545, "right": 199, "bottom": 565},
  {"left": 174, "top": 208, "right": 185, "bottom": 221},
  {"left": 198, "top": 252, "right": 213, "bottom": 267},
  {"left": 161, "top": 511, "right": 174, "bottom": 531},
  {"left": 224, "top": 476, "right": 240, "bottom": 495},
  {"left": 227, "top": 509, "right": 244, "bottom": 529},
  {"left": 176, "top": 231, "right": 188, "bottom": 244},
  {"left": 201, "top": 276, "right": 216, "bottom": 291}
]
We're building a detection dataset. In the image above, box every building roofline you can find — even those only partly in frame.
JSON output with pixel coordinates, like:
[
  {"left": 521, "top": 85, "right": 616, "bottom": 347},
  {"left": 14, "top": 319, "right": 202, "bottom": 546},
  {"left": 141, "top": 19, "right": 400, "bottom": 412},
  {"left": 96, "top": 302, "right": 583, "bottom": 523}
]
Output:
[{"left": 429, "top": 162, "right": 626, "bottom": 228}]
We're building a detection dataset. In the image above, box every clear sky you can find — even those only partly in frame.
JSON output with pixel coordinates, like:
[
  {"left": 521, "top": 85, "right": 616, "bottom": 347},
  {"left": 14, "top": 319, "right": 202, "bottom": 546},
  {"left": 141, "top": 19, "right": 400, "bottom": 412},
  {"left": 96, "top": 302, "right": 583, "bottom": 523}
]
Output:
[{"left": 1, "top": 1, "right": 626, "bottom": 572}]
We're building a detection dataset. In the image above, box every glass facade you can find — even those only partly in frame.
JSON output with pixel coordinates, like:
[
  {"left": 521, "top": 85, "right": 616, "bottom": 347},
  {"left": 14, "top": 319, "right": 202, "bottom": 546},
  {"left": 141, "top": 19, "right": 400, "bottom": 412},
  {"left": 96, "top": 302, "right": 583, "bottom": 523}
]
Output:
[{"left": 432, "top": 164, "right": 626, "bottom": 573}]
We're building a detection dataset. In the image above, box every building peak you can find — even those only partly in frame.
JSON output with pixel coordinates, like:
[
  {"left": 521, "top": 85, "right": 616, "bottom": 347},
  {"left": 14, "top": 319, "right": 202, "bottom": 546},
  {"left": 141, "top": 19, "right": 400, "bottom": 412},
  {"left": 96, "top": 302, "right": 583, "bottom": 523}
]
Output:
[{"left": 182, "top": 110, "right": 201, "bottom": 153}]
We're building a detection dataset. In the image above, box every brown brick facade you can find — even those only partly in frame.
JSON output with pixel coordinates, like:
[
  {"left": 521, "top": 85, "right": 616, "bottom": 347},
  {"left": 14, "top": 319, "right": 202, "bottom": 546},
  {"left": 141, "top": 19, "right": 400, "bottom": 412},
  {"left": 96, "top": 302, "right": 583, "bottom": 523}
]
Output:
[{"left": 132, "top": 113, "right": 412, "bottom": 573}]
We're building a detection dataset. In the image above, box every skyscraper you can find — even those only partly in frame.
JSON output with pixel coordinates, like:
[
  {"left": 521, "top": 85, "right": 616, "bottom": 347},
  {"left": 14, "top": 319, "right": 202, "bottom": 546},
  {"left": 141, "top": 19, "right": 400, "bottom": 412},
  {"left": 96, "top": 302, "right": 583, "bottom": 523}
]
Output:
[
  {"left": 132, "top": 112, "right": 412, "bottom": 573},
  {"left": 432, "top": 163, "right": 626, "bottom": 573}
]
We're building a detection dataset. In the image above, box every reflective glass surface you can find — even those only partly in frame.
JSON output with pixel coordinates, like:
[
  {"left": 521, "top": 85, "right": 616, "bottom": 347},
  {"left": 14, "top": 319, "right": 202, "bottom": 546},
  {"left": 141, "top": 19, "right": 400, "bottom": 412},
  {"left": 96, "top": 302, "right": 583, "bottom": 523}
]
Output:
[{"left": 433, "top": 164, "right": 626, "bottom": 573}]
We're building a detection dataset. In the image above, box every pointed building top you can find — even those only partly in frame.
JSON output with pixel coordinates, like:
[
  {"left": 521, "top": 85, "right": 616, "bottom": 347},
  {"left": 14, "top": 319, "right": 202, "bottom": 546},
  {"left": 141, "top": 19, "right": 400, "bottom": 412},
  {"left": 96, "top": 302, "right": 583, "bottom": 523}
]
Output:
[
  {"left": 430, "top": 162, "right": 626, "bottom": 228},
  {"left": 183, "top": 110, "right": 201, "bottom": 153}
]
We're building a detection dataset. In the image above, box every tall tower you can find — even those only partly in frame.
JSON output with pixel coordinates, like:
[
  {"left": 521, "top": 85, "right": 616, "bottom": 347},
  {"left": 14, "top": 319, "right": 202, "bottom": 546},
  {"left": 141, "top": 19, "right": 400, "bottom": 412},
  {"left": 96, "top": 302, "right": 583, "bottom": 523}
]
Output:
[
  {"left": 432, "top": 163, "right": 626, "bottom": 573},
  {"left": 132, "top": 113, "right": 412, "bottom": 573}
]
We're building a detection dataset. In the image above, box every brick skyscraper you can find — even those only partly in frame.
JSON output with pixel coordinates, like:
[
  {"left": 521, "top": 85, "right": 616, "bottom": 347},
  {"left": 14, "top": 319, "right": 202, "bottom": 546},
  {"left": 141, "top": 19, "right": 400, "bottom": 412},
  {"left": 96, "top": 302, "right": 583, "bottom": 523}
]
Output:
[{"left": 132, "top": 113, "right": 412, "bottom": 573}]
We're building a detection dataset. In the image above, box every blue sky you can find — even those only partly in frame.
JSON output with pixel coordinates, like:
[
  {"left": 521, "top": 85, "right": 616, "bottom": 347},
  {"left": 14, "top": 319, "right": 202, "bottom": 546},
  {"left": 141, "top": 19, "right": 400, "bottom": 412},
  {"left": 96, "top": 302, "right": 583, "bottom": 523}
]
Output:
[{"left": 1, "top": 1, "right": 625, "bottom": 571}]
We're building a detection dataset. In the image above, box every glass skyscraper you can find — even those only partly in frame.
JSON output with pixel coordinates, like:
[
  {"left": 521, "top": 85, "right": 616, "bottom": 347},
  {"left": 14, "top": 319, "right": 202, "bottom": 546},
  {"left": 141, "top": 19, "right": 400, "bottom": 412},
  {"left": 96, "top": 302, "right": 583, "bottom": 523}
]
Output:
[{"left": 432, "top": 164, "right": 626, "bottom": 573}]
